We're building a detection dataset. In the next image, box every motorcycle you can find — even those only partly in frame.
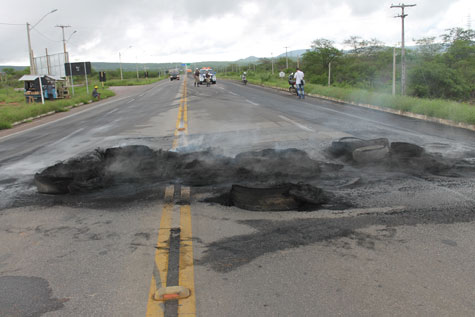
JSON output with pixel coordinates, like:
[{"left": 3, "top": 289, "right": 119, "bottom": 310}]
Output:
[
  {"left": 242, "top": 75, "right": 247, "bottom": 85},
  {"left": 288, "top": 79, "right": 297, "bottom": 95}
]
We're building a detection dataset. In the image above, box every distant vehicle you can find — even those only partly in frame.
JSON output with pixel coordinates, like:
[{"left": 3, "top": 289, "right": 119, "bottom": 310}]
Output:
[
  {"left": 169, "top": 69, "right": 180, "bottom": 81},
  {"left": 199, "top": 68, "right": 216, "bottom": 85}
]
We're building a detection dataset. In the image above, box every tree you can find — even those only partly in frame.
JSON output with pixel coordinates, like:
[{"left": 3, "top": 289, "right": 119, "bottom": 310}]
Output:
[
  {"left": 309, "top": 38, "right": 341, "bottom": 69},
  {"left": 414, "top": 36, "right": 443, "bottom": 59},
  {"left": 441, "top": 27, "right": 475, "bottom": 44}
]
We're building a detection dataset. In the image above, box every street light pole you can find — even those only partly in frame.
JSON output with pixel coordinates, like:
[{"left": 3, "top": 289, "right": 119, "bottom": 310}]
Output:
[
  {"left": 119, "top": 52, "right": 123, "bottom": 80},
  {"left": 26, "top": 9, "right": 58, "bottom": 74},
  {"left": 271, "top": 52, "right": 274, "bottom": 74},
  {"left": 26, "top": 23, "right": 35, "bottom": 74},
  {"left": 284, "top": 46, "right": 289, "bottom": 69}
]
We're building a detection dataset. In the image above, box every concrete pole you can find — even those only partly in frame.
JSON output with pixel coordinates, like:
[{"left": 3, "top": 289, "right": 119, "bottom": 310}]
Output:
[
  {"left": 285, "top": 46, "right": 289, "bottom": 69},
  {"left": 391, "top": 4, "right": 416, "bottom": 95},
  {"left": 271, "top": 53, "right": 274, "bottom": 75},
  {"left": 328, "top": 61, "right": 331, "bottom": 86},
  {"left": 119, "top": 52, "right": 123, "bottom": 80},
  {"left": 84, "top": 62, "right": 89, "bottom": 95},
  {"left": 136, "top": 56, "right": 139, "bottom": 80},
  {"left": 401, "top": 7, "right": 408, "bottom": 95},
  {"left": 46, "top": 48, "right": 51, "bottom": 75},
  {"left": 392, "top": 47, "right": 396, "bottom": 96},
  {"left": 26, "top": 23, "right": 35, "bottom": 74}
]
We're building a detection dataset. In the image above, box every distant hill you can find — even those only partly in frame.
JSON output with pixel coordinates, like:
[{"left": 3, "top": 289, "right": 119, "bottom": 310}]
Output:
[
  {"left": 277, "top": 49, "right": 308, "bottom": 58},
  {"left": 0, "top": 65, "right": 28, "bottom": 72}
]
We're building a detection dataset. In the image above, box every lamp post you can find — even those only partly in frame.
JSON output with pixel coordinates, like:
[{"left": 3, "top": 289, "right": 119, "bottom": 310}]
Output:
[
  {"left": 26, "top": 9, "right": 58, "bottom": 74},
  {"left": 119, "top": 45, "right": 133, "bottom": 80},
  {"left": 271, "top": 52, "right": 274, "bottom": 74}
]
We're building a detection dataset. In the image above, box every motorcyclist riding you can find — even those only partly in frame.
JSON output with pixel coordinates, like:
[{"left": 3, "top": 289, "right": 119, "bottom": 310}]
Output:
[
  {"left": 241, "top": 72, "right": 247, "bottom": 85},
  {"left": 288, "top": 72, "right": 297, "bottom": 95}
]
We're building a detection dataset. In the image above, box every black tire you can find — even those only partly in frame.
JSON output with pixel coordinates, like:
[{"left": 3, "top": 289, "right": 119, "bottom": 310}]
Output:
[{"left": 289, "top": 86, "right": 297, "bottom": 95}]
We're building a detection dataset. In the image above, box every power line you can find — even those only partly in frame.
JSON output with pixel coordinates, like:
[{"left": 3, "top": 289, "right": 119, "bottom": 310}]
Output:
[{"left": 32, "top": 28, "right": 62, "bottom": 42}]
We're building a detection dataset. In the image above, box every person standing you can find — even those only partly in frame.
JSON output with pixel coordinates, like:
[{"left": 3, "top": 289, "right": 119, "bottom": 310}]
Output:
[
  {"left": 194, "top": 68, "right": 200, "bottom": 87},
  {"left": 294, "top": 68, "right": 305, "bottom": 99}
]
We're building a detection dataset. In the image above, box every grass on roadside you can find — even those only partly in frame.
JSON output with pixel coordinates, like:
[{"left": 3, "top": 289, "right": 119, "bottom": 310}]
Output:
[
  {"left": 106, "top": 77, "right": 162, "bottom": 86},
  {"left": 0, "top": 77, "right": 167, "bottom": 130},
  {"left": 221, "top": 73, "right": 475, "bottom": 126},
  {"left": 0, "top": 84, "right": 114, "bottom": 130}
]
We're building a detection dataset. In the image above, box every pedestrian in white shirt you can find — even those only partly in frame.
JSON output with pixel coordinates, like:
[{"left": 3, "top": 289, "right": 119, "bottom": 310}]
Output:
[{"left": 294, "top": 68, "right": 305, "bottom": 99}]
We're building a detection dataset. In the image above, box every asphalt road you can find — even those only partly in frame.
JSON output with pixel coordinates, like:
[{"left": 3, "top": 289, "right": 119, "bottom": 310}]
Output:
[{"left": 1, "top": 76, "right": 475, "bottom": 316}]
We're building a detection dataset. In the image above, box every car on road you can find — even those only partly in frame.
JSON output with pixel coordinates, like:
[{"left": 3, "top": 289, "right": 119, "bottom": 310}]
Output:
[
  {"left": 169, "top": 69, "right": 180, "bottom": 81},
  {"left": 199, "top": 68, "right": 217, "bottom": 85}
]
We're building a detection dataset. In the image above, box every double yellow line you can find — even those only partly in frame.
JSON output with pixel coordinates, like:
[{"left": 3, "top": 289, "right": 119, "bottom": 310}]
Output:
[
  {"left": 172, "top": 78, "right": 188, "bottom": 150},
  {"left": 146, "top": 78, "right": 196, "bottom": 316}
]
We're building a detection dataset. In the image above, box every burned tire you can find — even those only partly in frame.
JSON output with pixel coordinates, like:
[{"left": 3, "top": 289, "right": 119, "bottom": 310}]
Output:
[
  {"left": 352, "top": 144, "right": 389, "bottom": 163},
  {"left": 230, "top": 184, "right": 299, "bottom": 211},
  {"left": 330, "top": 137, "right": 389, "bottom": 157},
  {"left": 34, "top": 174, "right": 73, "bottom": 194},
  {"left": 390, "top": 142, "right": 424, "bottom": 158},
  {"left": 229, "top": 183, "right": 327, "bottom": 211}
]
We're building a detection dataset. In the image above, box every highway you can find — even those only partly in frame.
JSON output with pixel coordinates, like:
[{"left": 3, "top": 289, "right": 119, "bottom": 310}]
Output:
[{"left": 1, "top": 76, "right": 475, "bottom": 316}]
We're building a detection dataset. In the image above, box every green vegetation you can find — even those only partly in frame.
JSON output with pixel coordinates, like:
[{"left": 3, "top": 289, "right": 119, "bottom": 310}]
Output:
[
  {"left": 0, "top": 84, "right": 115, "bottom": 129},
  {"left": 221, "top": 72, "right": 475, "bottom": 126},
  {"left": 106, "top": 78, "right": 161, "bottom": 86},
  {"left": 0, "top": 67, "right": 167, "bottom": 130},
  {"left": 221, "top": 27, "right": 474, "bottom": 103}
]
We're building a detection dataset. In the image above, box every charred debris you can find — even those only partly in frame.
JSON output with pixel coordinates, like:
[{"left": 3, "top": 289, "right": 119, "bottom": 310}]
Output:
[{"left": 34, "top": 138, "right": 475, "bottom": 211}]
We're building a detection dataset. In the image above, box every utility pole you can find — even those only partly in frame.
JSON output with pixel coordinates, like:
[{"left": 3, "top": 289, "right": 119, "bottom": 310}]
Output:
[
  {"left": 392, "top": 47, "right": 397, "bottom": 95},
  {"left": 45, "top": 48, "right": 51, "bottom": 75},
  {"left": 56, "top": 24, "right": 72, "bottom": 93},
  {"left": 390, "top": 3, "right": 416, "bottom": 95},
  {"left": 119, "top": 52, "right": 123, "bottom": 80},
  {"left": 284, "top": 46, "right": 289, "bottom": 69},
  {"left": 56, "top": 25, "right": 71, "bottom": 64},
  {"left": 26, "top": 23, "right": 35, "bottom": 74},
  {"left": 328, "top": 61, "right": 331, "bottom": 86},
  {"left": 26, "top": 9, "right": 58, "bottom": 74},
  {"left": 271, "top": 52, "right": 274, "bottom": 74}
]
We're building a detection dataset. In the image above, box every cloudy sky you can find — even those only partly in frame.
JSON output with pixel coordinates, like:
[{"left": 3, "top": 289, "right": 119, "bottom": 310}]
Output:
[{"left": 0, "top": 0, "right": 473, "bottom": 66}]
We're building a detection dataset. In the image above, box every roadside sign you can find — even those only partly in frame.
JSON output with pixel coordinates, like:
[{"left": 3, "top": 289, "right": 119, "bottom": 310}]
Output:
[{"left": 65, "top": 62, "right": 91, "bottom": 76}]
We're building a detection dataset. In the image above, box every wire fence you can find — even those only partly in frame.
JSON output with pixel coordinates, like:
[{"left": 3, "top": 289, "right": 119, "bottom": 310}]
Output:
[{"left": 34, "top": 52, "right": 66, "bottom": 77}]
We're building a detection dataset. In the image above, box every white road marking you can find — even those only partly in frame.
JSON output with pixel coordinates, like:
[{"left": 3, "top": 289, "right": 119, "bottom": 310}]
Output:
[
  {"left": 229, "top": 91, "right": 238, "bottom": 96},
  {"left": 139, "top": 93, "right": 145, "bottom": 97},
  {"left": 279, "top": 115, "right": 315, "bottom": 132},
  {"left": 106, "top": 109, "right": 119, "bottom": 115},
  {"left": 127, "top": 99, "right": 135, "bottom": 104},
  {"left": 246, "top": 99, "right": 260, "bottom": 106},
  {"left": 49, "top": 128, "right": 85, "bottom": 146}
]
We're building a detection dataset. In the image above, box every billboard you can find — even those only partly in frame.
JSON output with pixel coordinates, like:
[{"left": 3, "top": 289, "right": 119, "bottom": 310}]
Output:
[{"left": 65, "top": 62, "right": 92, "bottom": 76}]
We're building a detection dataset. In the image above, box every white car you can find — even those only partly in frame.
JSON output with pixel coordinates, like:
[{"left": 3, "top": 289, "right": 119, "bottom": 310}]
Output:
[{"left": 199, "top": 69, "right": 217, "bottom": 85}]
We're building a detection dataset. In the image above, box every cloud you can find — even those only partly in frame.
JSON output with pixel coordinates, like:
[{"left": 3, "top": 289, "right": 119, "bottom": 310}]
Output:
[{"left": 0, "top": 0, "right": 472, "bottom": 65}]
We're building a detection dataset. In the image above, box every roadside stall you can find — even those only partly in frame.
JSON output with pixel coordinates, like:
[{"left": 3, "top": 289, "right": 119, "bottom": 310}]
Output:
[{"left": 18, "top": 75, "right": 69, "bottom": 103}]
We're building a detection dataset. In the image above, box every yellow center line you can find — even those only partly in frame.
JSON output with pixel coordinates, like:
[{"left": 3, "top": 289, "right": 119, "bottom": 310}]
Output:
[
  {"left": 172, "top": 78, "right": 188, "bottom": 149},
  {"left": 146, "top": 185, "right": 174, "bottom": 316},
  {"left": 178, "top": 186, "right": 196, "bottom": 316}
]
